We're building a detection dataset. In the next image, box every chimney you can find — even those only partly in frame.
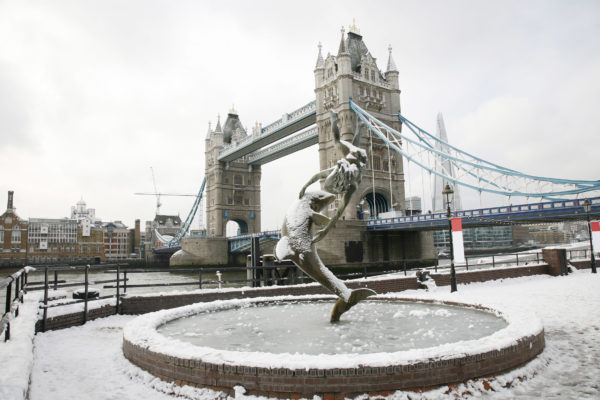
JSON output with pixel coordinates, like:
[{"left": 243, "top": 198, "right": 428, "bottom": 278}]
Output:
[{"left": 7, "top": 191, "right": 14, "bottom": 210}]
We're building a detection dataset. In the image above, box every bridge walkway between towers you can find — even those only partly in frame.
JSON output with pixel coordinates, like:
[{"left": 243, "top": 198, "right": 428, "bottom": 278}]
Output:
[
  {"left": 217, "top": 101, "right": 316, "bottom": 163},
  {"left": 368, "top": 197, "right": 600, "bottom": 231}
]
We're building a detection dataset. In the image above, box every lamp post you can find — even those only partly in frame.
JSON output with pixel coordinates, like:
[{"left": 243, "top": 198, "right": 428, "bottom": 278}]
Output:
[
  {"left": 443, "top": 183, "right": 458, "bottom": 292},
  {"left": 582, "top": 199, "right": 597, "bottom": 274}
]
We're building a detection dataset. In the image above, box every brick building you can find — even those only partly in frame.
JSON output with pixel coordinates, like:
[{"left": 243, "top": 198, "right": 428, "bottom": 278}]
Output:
[
  {"left": 0, "top": 191, "right": 28, "bottom": 266},
  {"left": 103, "top": 221, "right": 131, "bottom": 260}
]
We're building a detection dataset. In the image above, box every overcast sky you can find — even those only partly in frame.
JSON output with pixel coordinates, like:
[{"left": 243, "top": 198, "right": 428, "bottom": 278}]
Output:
[{"left": 1, "top": 0, "right": 599, "bottom": 232}]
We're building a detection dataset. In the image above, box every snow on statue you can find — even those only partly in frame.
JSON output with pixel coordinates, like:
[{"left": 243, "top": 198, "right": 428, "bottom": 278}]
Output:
[{"left": 276, "top": 110, "right": 376, "bottom": 322}]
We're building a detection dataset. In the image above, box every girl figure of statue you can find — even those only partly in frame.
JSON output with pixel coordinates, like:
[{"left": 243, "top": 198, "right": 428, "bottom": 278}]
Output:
[{"left": 299, "top": 110, "right": 367, "bottom": 243}]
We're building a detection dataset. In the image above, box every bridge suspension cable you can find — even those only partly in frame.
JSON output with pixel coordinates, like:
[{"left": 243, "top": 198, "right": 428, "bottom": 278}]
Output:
[
  {"left": 349, "top": 99, "right": 600, "bottom": 200},
  {"left": 154, "top": 177, "right": 207, "bottom": 248}
]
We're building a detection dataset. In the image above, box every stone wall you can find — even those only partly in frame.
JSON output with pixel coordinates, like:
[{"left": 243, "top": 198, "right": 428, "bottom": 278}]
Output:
[
  {"left": 120, "top": 264, "right": 550, "bottom": 315},
  {"left": 35, "top": 303, "right": 116, "bottom": 333},
  {"left": 170, "top": 236, "right": 228, "bottom": 266}
]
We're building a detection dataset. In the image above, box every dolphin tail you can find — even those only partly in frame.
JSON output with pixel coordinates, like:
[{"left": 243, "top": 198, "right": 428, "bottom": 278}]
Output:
[{"left": 330, "top": 288, "right": 376, "bottom": 323}]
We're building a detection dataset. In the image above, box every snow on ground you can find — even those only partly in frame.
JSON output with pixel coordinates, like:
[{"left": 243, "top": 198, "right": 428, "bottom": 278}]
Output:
[
  {"left": 27, "top": 270, "right": 600, "bottom": 400},
  {"left": 0, "top": 293, "right": 40, "bottom": 400}
]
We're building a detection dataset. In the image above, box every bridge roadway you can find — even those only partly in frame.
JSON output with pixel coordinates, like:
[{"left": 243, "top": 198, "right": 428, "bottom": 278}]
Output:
[
  {"left": 159, "top": 198, "right": 599, "bottom": 256},
  {"left": 218, "top": 101, "right": 316, "bottom": 164},
  {"left": 368, "top": 197, "right": 600, "bottom": 231}
]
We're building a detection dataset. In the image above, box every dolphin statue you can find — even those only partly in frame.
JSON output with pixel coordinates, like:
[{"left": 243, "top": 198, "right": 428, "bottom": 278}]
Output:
[{"left": 275, "top": 190, "right": 376, "bottom": 322}]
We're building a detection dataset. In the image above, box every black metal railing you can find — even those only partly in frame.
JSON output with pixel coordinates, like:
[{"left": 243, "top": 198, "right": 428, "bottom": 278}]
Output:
[
  {"left": 4, "top": 248, "right": 591, "bottom": 336},
  {"left": 1, "top": 267, "right": 32, "bottom": 341}
]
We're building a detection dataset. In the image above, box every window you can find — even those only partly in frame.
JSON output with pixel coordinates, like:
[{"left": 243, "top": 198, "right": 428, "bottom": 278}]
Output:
[
  {"left": 0, "top": 226, "right": 3, "bottom": 243},
  {"left": 227, "top": 197, "right": 233, "bottom": 205},
  {"left": 244, "top": 198, "right": 250, "bottom": 206},
  {"left": 234, "top": 175, "right": 243, "bottom": 185},
  {"left": 383, "top": 161, "right": 389, "bottom": 172},
  {"left": 372, "top": 156, "right": 381, "bottom": 170},
  {"left": 235, "top": 196, "right": 243, "bottom": 205},
  {"left": 11, "top": 229, "right": 21, "bottom": 243}
]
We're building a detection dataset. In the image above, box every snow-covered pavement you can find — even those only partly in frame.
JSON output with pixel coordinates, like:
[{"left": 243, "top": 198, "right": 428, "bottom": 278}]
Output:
[{"left": 27, "top": 270, "right": 599, "bottom": 400}]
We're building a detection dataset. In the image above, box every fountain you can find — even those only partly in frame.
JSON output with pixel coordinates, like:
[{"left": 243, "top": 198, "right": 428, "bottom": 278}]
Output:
[
  {"left": 122, "top": 110, "right": 545, "bottom": 398},
  {"left": 123, "top": 295, "right": 544, "bottom": 398}
]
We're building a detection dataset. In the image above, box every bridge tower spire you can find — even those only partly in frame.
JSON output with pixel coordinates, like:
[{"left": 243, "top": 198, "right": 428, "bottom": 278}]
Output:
[
  {"left": 204, "top": 109, "right": 261, "bottom": 237},
  {"left": 314, "top": 26, "right": 405, "bottom": 219}
]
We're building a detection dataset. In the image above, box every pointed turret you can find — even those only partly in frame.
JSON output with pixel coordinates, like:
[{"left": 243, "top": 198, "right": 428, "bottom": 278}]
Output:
[
  {"left": 215, "top": 115, "right": 222, "bottom": 133},
  {"left": 337, "top": 27, "right": 346, "bottom": 55},
  {"left": 386, "top": 45, "right": 398, "bottom": 72},
  {"left": 337, "top": 26, "right": 352, "bottom": 75},
  {"left": 315, "top": 42, "right": 325, "bottom": 69},
  {"left": 385, "top": 44, "right": 399, "bottom": 92},
  {"left": 205, "top": 121, "right": 212, "bottom": 139}
]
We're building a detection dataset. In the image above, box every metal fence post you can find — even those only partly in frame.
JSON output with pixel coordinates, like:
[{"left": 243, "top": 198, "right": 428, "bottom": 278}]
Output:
[
  {"left": 83, "top": 265, "right": 89, "bottom": 323},
  {"left": 198, "top": 270, "right": 203, "bottom": 289},
  {"left": 516, "top": 254, "right": 519, "bottom": 266},
  {"left": 42, "top": 267, "right": 48, "bottom": 332},
  {"left": 492, "top": 255, "right": 495, "bottom": 268},
  {"left": 116, "top": 264, "right": 120, "bottom": 315},
  {"left": 465, "top": 257, "right": 469, "bottom": 271},
  {"left": 4, "top": 279, "right": 12, "bottom": 341},
  {"left": 53, "top": 271, "right": 58, "bottom": 291},
  {"left": 14, "top": 275, "right": 20, "bottom": 302},
  {"left": 123, "top": 271, "right": 128, "bottom": 293}
]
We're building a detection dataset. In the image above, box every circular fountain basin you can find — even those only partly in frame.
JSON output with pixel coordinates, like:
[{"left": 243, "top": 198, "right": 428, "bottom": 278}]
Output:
[
  {"left": 123, "top": 295, "right": 544, "bottom": 398},
  {"left": 157, "top": 300, "right": 507, "bottom": 355}
]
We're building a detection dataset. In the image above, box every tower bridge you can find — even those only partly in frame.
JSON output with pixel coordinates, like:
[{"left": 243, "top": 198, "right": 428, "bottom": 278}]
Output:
[{"left": 158, "top": 25, "right": 599, "bottom": 267}]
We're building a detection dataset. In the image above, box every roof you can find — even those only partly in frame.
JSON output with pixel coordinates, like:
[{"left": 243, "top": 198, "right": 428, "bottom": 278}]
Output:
[
  {"left": 222, "top": 112, "right": 245, "bottom": 144},
  {"left": 154, "top": 214, "right": 181, "bottom": 226},
  {"left": 345, "top": 31, "right": 370, "bottom": 72}
]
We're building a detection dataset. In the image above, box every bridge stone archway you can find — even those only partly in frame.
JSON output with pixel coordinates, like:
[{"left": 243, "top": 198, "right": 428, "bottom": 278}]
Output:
[
  {"left": 225, "top": 218, "right": 249, "bottom": 237},
  {"left": 362, "top": 191, "right": 390, "bottom": 218}
]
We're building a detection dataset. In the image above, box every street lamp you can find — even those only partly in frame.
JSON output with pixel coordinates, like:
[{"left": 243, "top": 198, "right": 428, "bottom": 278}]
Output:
[
  {"left": 582, "top": 199, "right": 597, "bottom": 274},
  {"left": 442, "top": 183, "right": 458, "bottom": 292}
]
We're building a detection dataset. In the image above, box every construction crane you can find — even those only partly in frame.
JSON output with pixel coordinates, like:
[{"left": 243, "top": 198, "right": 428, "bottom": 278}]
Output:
[{"left": 150, "top": 167, "right": 161, "bottom": 215}]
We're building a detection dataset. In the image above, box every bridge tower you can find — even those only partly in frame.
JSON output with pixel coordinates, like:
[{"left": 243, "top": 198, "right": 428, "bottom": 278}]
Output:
[
  {"left": 314, "top": 25, "right": 405, "bottom": 219},
  {"left": 204, "top": 109, "right": 261, "bottom": 237}
]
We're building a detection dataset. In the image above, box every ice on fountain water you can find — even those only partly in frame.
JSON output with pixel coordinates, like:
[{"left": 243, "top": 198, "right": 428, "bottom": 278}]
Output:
[{"left": 157, "top": 301, "right": 508, "bottom": 355}]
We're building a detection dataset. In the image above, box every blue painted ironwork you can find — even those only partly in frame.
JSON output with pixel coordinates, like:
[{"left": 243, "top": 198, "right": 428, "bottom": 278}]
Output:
[
  {"left": 155, "top": 177, "right": 207, "bottom": 248},
  {"left": 367, "top": 197, "right": 600, "bottom": 231},
  {"left": 228, "top": 230, "right": 281, "bottom": 253},
  {"left": 349, "top": 99, "right": 600, "bottom": 199}
]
